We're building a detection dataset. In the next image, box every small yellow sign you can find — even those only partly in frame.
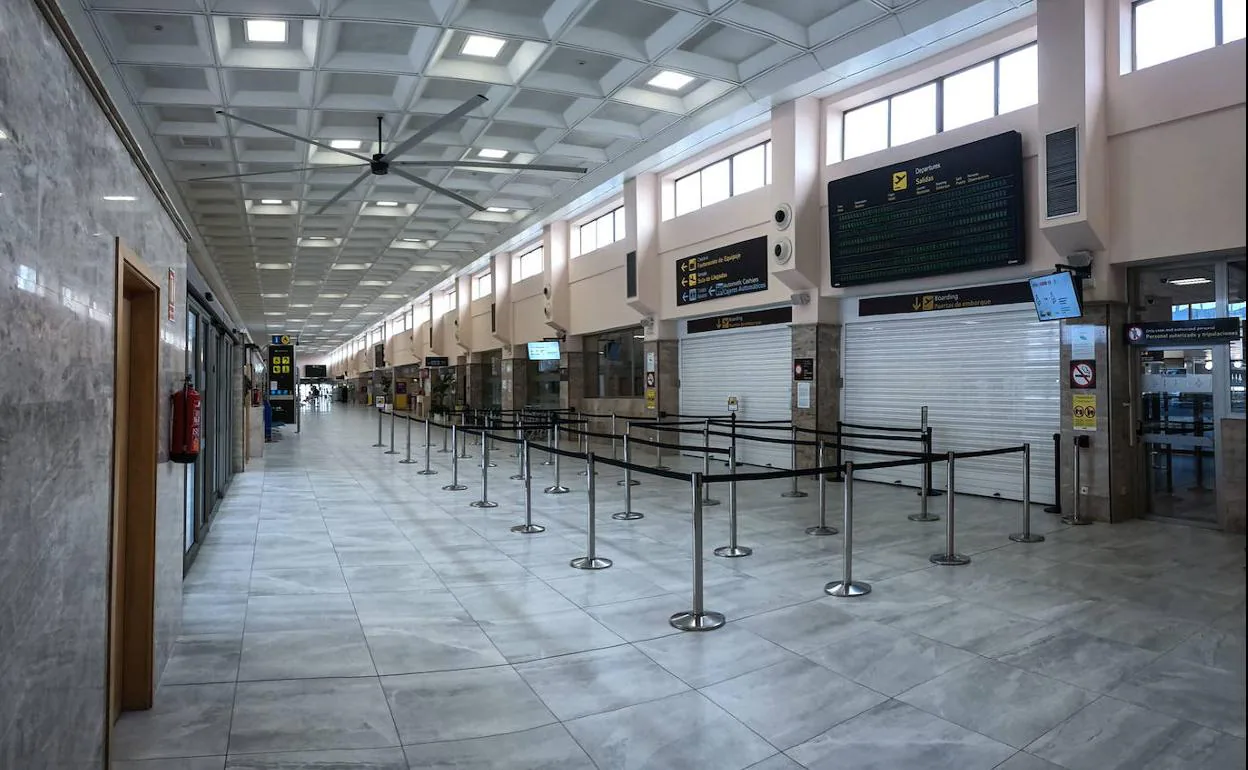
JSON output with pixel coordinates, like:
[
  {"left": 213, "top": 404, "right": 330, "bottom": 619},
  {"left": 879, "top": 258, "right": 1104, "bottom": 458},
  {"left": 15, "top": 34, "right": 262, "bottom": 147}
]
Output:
[
  {"left": 1072, "top": 394, "right": 1097, "bottom": 431},
  {"left": 892, "top": 171, "right": 908, "bottom": 191},
  {"left": 645, "top": 388, "right": 657, "bottom": 410}
]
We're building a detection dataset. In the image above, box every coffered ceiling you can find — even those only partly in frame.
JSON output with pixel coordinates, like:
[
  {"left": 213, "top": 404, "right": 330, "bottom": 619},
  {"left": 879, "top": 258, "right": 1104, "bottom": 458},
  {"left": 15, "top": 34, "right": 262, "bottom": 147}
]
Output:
[{"left": 60, "top": 0, "right": 1033, "bottom": 353}]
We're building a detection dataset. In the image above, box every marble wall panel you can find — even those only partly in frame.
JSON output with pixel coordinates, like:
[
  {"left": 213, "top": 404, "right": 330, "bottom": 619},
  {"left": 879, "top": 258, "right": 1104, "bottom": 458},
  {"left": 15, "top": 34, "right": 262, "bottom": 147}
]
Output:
[{"left": 0, "top": 0, "right": 190, "bottom": 766}]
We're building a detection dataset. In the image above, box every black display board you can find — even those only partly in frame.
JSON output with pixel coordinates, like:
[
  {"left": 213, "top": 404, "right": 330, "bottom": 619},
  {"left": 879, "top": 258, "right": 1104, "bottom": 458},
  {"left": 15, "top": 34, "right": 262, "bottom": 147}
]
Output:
[
  {"left": 686, "top": 305, "right": 791, "bottom": 334},
  {"left": 425, "top": 356, "right": 450, "bottom": 368},
  {"left": 374, "top": 343, "right": 386, "bottom": 369},
  {"left": 858, "top": 280, "right": 1032, "bottom": 317},
  {"left": 304, "top": 364, "right": 328, "bottom": 378},
  {"left": 268, "top": 344, "right": 296, "bottom": 423},
  {"left": 1124, "top": 318, "right": 1242, "bottom": 346},
  {"left": 676, "top": 236, "right": 769, "bottom": 306},
  {"left": 828, "top": 131, "right": 1025, "bottom": 287}
]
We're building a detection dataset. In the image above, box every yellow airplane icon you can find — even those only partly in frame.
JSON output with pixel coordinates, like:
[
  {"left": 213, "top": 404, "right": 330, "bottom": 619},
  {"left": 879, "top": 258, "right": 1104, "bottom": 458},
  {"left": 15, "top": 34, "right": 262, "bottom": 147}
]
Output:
[{"left": 892, "top": 171, "right": 908, "bottom": 192}]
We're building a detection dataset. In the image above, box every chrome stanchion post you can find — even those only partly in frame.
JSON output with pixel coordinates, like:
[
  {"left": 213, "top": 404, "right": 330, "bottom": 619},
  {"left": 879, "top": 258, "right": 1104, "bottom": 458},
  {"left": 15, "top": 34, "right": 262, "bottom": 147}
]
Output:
[
  {"left": 930, "top": 452, "right": 970, "bottom": 565},
  {"left": 570, "top": 452, "right": 611, "bottom": 570},
  {"left": 702, "top": 420, "right": 721, "bottom": 506},
  {"left": 612, "top": 435, "right": 644, "bottom": 521},
  {"left": 806, "top": 441, "right": 838, "bottom": 536},
  {"left": 909, "top": 427, "right": 940, "bottom": 522},
  {"left": 825, "top": 462, "right": 871, "bottom": 597},
  {"left": 481, "top": 417, "right": 497, "bottom": 468},
  {"left": 541, "top": 419, "right": 556, "bottom": 466},
  {"left": 781, "top": 425, "right": 808, "bottom": 498},
  {"left": 1044, "top": 432, "right": 1062, "bottom": 514},
  {"left": 441, "top": 426, "right": 468, "bottom": 491},
  {"left": 457, "top": 413, "right": 472, "bottom": 460},
  {"left": 510, "top": 425, "right": 525, "bottom": 480},
  {"left": 617, "top": 422, "right": 639, "bottom": 486},
  {"left": 417, "top": 420, "right": 437, "bottom": 475},
  {"left": 438, "top": 415, "right": 450, "bottom": 453},
  {"left": 654, "top": 415, "right": 669, "bottom": 471},
  {"left": 470, "top": 430, "right": 498, "bottom": 508},
  {"left": 511, "top": 440, "right": 545, "bottom": 534},
  {"left": 544, "top": 418, "right": 570, "bottom": 494},
  {"left": 714, "top": 446, "right": 751, "bottom": 558},
  {"left": 399, "top": 412, "right": 417, "bottom": 464},
  {"left": 1010, "top": 443, "right": 1043, "bottom": 543},
  {"left": 919, "top": 409, "right": 942, "bottom": 497},
  {"left": 384, "top": 405, "right": 399, "bottom": 454},
  {"left": 829, "top": 420, "right": 843, "bottom": 483},
  {"left": 611, "top": 413, "right": 618, "bottom": 460},
  {"left": 1062, "top": 436, "right": 1092, "bottom": 526},
  {"left": 373, "top": 402, "right": 385, "bottom": 447},
  {"left": 669, "top": 472, "right": 726, "bottom": 632}
]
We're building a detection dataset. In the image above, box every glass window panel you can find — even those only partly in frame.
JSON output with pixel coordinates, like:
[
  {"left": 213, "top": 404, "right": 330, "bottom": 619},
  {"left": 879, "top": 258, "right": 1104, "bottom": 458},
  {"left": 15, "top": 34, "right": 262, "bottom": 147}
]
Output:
[
  {"left": 997, "top": 44, "right": 1039, "bottom": 114},
  {"left": 700, "top": 159, "right": 731, "bottom": 207},
  {"left": 614, "top": 207, "right": 626, "bottom": 239},
  {"left": 1134, "top": 0, "right": 1215, "bottom": 69},
  {"left": 732, "top": 144, "right": 766, "bottom": 195},
  {"left": 579, "top": 222, "right": 596, "bottom": 255},
  {"left": 597, "top": 213, "right": 614, "bottom": 247},
  {"left": 943, "top": 61, "right": 996, "bottom": 130},
  {"left": 843, "top": 100, "right": 889, "bottom": 159},
  {"left": 889, "top": 83, "right": 937, "bottom": 146},
  {"left": 1225, "top": 0, "right": 1246, "bottom": 41},
  {"left": 675, "top": 173, "right": 700, "bottom": 216},
  {"left": 765, "top": 141, "right": 772, "bottom": 184}
]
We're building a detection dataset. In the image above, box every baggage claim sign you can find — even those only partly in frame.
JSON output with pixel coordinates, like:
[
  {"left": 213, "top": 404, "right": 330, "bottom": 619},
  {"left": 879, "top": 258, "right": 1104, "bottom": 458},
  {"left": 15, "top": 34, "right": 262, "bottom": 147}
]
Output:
[{"left": 676, "top": 236, "right": 769, "bottom": 306}]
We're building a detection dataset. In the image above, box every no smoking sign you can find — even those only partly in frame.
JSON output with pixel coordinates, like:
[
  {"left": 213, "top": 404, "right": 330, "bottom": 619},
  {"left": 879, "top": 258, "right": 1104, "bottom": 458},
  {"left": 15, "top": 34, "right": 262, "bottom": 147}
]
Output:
[{"left": 1069, "top": 360, "right": 1096, "bottom": 390}]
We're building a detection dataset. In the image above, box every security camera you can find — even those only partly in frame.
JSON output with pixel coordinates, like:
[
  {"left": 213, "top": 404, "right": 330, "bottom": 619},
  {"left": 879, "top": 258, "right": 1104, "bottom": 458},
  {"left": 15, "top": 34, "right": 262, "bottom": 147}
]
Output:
[
  {"left": 1145, "top": 295, "right": 1156, "bottom": 306},
  {"left": 773, "top": 203, "right": 793, "bottom": 231},
  {"left": 204, "top": 291, "right": 215, "bottom": 302},
  {"left": 772, "top": 236, "right": 793, "bottom": 265}
]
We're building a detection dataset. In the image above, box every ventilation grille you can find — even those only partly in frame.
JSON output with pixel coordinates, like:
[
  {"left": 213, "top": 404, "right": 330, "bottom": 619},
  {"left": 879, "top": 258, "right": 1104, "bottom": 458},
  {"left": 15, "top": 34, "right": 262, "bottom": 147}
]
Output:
[
  {"left": 179, "top": 135, "right": 218, "bottom": 149},
  {"left": 1045, "top": 127, "right": 1079, "bottom": 218}
]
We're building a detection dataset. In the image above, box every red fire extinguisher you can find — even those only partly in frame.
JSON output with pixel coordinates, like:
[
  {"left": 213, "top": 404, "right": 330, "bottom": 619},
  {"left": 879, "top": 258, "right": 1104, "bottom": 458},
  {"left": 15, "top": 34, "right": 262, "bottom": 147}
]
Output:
[{"left": 171, "top": 376, "right": 202, "bottom": 464}]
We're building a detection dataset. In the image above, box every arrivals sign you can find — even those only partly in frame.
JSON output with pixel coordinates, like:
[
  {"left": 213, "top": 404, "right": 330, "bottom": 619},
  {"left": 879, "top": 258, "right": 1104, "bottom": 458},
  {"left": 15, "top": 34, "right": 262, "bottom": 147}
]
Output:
[
  {"left": 676, "top": 235, "right": 769, "bottom": 306},
  {"left": 1123, "top": 318, "right": 1241, "bottom": 346},
  {"left": 857, "top": 280, "right": 1032, "bottom": 317}
]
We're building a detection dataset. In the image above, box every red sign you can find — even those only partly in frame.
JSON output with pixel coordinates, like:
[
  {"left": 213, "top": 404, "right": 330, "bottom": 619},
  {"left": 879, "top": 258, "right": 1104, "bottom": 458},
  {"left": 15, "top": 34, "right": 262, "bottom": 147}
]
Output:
[
  {"left": 167, "top": 269, "right": 176, "bottom": 321},
  {"left": 1070, "top": 360, "right": 1095, "bottom": 389}
]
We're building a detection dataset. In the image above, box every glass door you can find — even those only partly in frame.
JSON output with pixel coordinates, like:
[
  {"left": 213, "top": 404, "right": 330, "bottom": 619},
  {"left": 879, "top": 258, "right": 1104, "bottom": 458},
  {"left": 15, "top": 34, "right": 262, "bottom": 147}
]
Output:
[
  {"left": 184, "top": 309, "right": 199, "bottom": 553},
  {"left": 1138, "top": 347, "right": 1217, "bottom": 523}
]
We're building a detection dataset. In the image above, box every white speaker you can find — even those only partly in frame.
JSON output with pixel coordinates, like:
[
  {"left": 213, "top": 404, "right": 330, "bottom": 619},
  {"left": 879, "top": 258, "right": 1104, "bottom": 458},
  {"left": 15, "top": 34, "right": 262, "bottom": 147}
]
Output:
[
  {"left": 772, "top": 236, "right": 793, "bottom": 265},
  {"left": 773, "top": 203, "right": 793, "bottom": 231}
]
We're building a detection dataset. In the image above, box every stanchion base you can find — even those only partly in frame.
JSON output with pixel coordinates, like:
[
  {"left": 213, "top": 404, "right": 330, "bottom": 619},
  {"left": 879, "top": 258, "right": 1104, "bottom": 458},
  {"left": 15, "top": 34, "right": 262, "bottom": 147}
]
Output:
[
  {"left": 653, "top": 465, "right": 671, "bottom": 471},
  {"left": 805, "top": 526, "right": 839, "bottom": 536},
  {"left": 930, "top": 553, "right": 971, "bottom": 566},
  {"left": 544, "top": 485, "right": 571, "bottom": 494},
  {"left": 714, "top": 545, "right": 752, "bottom": 558},
  {"left": 1060, "top": 515, "right": 1093, "bottom": 526},
  {"left": 372, "top": 442, "right": 386, "bottom": 448},
  {"left": 669, "top": 610, "right": 726, "bottom": 632},
  {"left": 612, "top": 511, "right": 644, "bottom": 521},
  {"left": 908, "top": 513, "right": 941, "bottom": 522},
  {"left": 577, "top": 470, "right": 600, "bottom": 476},
  {"left": 384, "top": 450, "right": 401, "bottom": 455},
  {"left": 781, "top": 490, "right": 809, "bottom": 499},
  {"left": 540, "top": 459, "right": 555, "bottom": 466},
  {"left": 703, "top": 498, "right": 721, "bottom": 507},
  {"left": 458, "top": 454, "right": 474, "bottom": 460},
  {"left": 1042, "top": 505, "right": 1062, "bottom": 514},
  {"left": 441, "top": 484, "right": 468, "bottom": 491},
  {"left": 616, "top": 479, "right": 640, "bottom": 487},
  {"left": 509, "top": 474, "right": 525, "bottom": 480},
  {"left": 469, "top": 500, "right": 499, "bottom": 509},
  {"left": 570, "top": 556, "right": 612, "bottom": 570},
  {"left": 825, "top": 580, "right": 872, "bottom": 597},
  {"left": 511, "top": 524, "right": 546, "bottom": 534},
  {"left": 399, "top": 459, "right": 418, "bottom": 465},
  {"left": 1009, "top": 532, "right": 1045, "bottom": 543},
  {"left": 438, "top": 448, "right": 452, "bottom": 454},
  {"left": 919, "top": 489, "right": 944, "bottom": 497},
  {"left": 417, "top": 469, "right": 439, "bottom": 476}
]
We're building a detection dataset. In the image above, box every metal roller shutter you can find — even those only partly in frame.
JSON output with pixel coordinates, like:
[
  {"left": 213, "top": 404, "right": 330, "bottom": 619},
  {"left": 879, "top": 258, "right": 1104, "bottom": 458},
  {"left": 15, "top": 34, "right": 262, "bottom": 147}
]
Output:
[
  {"left": 843, "top": 308, "right": 1059, "bottom": 503},
  {"left": 679, "top": 323, "right": 793, "bottom": 469}
]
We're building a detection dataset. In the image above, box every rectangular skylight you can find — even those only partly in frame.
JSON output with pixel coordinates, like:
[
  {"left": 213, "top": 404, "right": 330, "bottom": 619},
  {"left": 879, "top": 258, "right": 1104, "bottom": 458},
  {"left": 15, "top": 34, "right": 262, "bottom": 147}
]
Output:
[
  {"left": 477, "top": 148, "right": 508, "bottom": 159},
  {"left": 461, "top": 34, "right": 506, "bottom": 58},
  {"left": 330, "top": 139, "right": 361, "bottom": 150},
  {"left": 648, "top": 70, "right": 694, "bottom": 91},
  {"left": 245, "top": 19, "right": 288, "bottom": 44}
]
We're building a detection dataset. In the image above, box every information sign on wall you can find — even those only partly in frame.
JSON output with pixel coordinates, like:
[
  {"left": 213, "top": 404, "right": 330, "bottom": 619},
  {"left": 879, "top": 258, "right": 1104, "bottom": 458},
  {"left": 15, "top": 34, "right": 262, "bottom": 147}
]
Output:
[
  {"left": 1123, "top": 319, "right": 1242, "bottom": 346},
  {"left": 686, "top": 306, "right": 792, "bottom": 334},
  {"left": 1072, "top": 393, "right": 1097, "bottom": 431},
  {"left": 1069, "top": 360, "right": 1096, "bottom": 390},
  {"left": 857, "top": 281, "right": 1032, "bottom": 317},
  {"left": 676, "top": 235, "right": 769, "bottom": 306},
  {"left": 793, "top": 358, "right": 815, "bottom": 381}
]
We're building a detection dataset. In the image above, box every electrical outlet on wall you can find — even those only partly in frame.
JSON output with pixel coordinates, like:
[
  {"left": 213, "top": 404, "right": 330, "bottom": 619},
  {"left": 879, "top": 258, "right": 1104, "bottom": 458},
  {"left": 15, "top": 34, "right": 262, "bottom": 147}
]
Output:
[{"left": 1079, "top": 485, "right": 1089, "bottom": 495}]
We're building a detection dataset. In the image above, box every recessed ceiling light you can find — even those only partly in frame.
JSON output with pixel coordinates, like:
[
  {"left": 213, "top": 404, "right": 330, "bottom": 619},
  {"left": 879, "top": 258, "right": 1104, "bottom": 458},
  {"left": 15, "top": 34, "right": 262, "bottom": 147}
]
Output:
[
  {"left": 476, "top": 148, "right": 507, "bottom": 159},
  {"left": 306, "top": 235, "right": 328, "bottom": 240},
  {"left": 360, "top": 311, "right": 382, "bottom": 315},
  {"left": 260, "top": 198, "right": 284, "bottom": 205},
  {"left": 290, "top": 303, "right": 312, "bottom": 308},
  {"left": 329, "top": 139, "right": 361, "bottom": 150},
  {"left": 331, "top": 263, "right": 371, "bottom": 270},
  {"left": 341, "top": 303, "right": 366, "bottom": 308},
  {"left": 260, "top": 293, "right": 288, "bottom": 298},
  {"left": 461, "top": 34, "right": 506, "bottom": 58},
  {"left": 329, "top": 318, "right": 348, "bottom": 322},
  {"left": 374, "top": 201, "right": 399, "bottom": 207},
  {"left": 103, "top": 195, "right": 137, "bottom": 202},
  {"left": 380, "top": 293, "right": 404, "bottom": 299},
  {"left": 0, "top": 129, "right": 9, "bottom": 141},
  {"left": 359, "top": 280, "right": 390, "bottom": 286},
  {"left": 292, "top": 280, "right": 320, "bottom": 286},
  {"left": 486, "top": 206, "right": 510, "bottom": 213},
  {"left": 310, "top": 311, "right": 333, "bottom": 315},
  {"left": 647, "top": 70, "right": 694, "bottom": 91},
  {"left": 256, "top": 262, "right": 292, "bottom": 269},
  {"left": 1168, "top": 277, "right": 1212, "bottom": 286},
  {"left": 410, "top": 265, "right": 444, "bottom": 273},
  {"left": 264, "top": 311, "right": 284, "bottom": 316},
  {"left": 400, "top": 238, "right": 421, "bottom": 243},
  {"left": 244, "top": 19, "right": 287, "bottom": 44},
  {"left": 320, "top": 293, "right": 346, "bottom": 298}
]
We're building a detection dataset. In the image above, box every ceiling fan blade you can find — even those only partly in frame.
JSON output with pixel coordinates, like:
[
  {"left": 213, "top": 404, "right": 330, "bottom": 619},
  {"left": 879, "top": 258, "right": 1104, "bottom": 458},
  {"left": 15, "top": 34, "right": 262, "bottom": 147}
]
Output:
[
  {"left": 389, "top": 167, "right": 485, "bottom": 212},
  {"left": 394, "top": 160, "right": 588, "bottom": 174},
  {"left": 380, "top": 94, "right": 488, "bottom": 162},
  {"left": 186, "top": 163, "right": 366, "bottom": 182},
  {"left": 312, "top": 168, "right": 374, "bottom": 216},
  {"left": 216, "top": 109, "right": 372, "bottom": 163}
]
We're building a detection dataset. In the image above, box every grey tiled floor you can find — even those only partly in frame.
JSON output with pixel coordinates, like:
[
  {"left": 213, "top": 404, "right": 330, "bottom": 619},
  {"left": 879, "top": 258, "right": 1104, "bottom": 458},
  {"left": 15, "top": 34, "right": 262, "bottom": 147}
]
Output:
[{"left": 112, "top": 407, "right": 1247, "bottom": 769}]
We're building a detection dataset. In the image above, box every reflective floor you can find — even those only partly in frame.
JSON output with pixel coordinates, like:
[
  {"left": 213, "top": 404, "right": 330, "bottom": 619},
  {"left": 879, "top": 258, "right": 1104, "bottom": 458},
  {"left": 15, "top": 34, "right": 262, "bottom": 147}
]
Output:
[{"left": 112, "top": 407, "right": 1247, "bottom": 770}]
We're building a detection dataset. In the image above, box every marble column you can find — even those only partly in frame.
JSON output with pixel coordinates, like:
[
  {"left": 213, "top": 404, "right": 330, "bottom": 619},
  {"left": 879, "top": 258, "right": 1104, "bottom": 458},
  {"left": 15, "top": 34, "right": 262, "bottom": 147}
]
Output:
[
  {"left": 644, "top": 339, "right": 680, "bottom": 416},
  {"left": 1218, "top": 418, "right": 1246, "bottom": 533},
  {"left": 790, "top": 323, "right": 841, "bottom": 469},
  {"left": 463, "top": 353, "right": 486, "bottom": 410},
  {"left": 1059, "top": 302, "right": 1133, "bottom": 522},
  {"left": 501, "top": 346, "right": 529, "bottom": 412},
  {"left": 561, "top": 352, "right": 584, "bottom": 411}
]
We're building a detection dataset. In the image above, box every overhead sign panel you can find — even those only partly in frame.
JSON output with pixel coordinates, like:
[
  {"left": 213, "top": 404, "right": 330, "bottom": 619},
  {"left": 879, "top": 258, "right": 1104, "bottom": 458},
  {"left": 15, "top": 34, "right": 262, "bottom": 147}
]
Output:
[{"left": 676, "top": 236, "right": 769, "bottom": 306}]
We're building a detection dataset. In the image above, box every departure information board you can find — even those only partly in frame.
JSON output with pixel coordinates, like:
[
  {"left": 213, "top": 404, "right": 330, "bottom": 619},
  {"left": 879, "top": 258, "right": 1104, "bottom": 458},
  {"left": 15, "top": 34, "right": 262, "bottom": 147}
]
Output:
[{"left": 827, "top": 131, "right": 1025, "bottom": 287}]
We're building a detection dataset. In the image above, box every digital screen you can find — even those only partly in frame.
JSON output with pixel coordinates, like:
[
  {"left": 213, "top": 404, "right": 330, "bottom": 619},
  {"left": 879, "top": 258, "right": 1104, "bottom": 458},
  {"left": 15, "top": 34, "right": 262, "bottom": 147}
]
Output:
[
  {"left": 1030, "top": 272, "right": 1083, "bottom": 321},
  {"left": 527, "top": 341, "right": 561, "bottom": 361},
  {"left": 304, "top": 364, "right": 327, "bottom": 378}
]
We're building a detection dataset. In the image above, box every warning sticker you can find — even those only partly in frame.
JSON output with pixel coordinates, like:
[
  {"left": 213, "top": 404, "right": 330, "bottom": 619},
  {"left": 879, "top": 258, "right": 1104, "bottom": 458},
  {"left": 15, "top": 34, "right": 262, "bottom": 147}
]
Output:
[
  {"left": 1072, "top": 394, "right": 1097, "bottom": 432},
  {"left": 1070, "top": 360, "right": 1096, "bottom": 389}
]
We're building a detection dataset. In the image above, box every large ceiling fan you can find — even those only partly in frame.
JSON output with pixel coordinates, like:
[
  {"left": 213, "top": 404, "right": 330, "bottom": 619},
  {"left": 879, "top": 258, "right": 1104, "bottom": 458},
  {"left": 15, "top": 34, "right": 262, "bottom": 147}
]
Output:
[{"left": 189, "top": 94, "right": 588, "bottom": 215}]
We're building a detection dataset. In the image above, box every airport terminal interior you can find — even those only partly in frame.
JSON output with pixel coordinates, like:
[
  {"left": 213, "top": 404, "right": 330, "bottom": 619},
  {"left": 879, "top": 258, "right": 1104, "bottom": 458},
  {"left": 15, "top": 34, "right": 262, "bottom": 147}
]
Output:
[{"left": 0, "top": 0, "right": 1245, "bottom": 768}]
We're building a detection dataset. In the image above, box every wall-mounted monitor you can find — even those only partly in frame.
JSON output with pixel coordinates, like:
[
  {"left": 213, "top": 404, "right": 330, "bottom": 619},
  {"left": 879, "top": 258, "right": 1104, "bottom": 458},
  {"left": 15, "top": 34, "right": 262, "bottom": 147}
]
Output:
[
  {"left": 1030, "top": 271, "right": 1084, "bottom": 321},
  {"left": 304, "top": 364, "right": 328, "bottom": 378},
  {"left": 527, "top": 340, "right": 561, "bottom": 361}
]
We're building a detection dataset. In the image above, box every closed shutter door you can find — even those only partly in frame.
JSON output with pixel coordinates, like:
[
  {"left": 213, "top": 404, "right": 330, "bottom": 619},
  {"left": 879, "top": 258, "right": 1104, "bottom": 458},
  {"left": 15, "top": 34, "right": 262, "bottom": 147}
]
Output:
[
  {"left": 679, "top": 324, "right": 792, "bottom": 469},
  {"left": 843, "top": 308, "right": 1059, "bottom": 503}
]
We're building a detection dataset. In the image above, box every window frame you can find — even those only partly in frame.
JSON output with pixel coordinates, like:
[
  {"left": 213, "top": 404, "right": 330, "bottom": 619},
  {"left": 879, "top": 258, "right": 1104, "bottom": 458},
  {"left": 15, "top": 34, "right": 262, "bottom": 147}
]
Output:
[
  {"left": 472, "top": 270, "right": 493, "bottom": 299},
  {"left": 672, "top": 140, "right": 773, "bottom": 218},
  {"left": 1131, "top": 0, "right": 1236, "bottom": 71},
  {"left": 576, "top": 205, "right": 625, "bottom": 257},
  {"left": 512, "top": 246, "right": 543, "bottom": 283},
  {"left": 840, "top": 42, "right": 1038, "bottom": 161}
]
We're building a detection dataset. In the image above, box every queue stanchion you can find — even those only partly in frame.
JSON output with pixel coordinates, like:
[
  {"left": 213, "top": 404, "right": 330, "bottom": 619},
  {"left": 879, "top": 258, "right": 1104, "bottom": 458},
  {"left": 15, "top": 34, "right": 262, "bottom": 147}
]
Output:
[
  {"left": 617, "top": 422, "right": 639, "bottom": 486},
  {"left": 1043, "top": 432, "right": 1062, "bottom": 514},
  {"left": 1061, "top": 435, "right": 1093, "bottom": 526},
  {"left": 481, "top": 417, "right": 497, "bottom": 468},
  {"left": 457, "top": 414, "right": 472, "bottom": 460},
  {"left": 713, "top": 445, "right": 751, "bottom": 558},
  {"left": 919, "top": 407, "right": 941, "bottom": 497},
  {"left": 805, "top": 441, "right": 839, "bottom": 536},
  {"left": 544, "top": 421, "right": 570, "bottom": 494},
  {"left": 469, "top": 430, "right": 498, "bottom": 508},
  {"left": 909, "top": 436, "right": 940, "bottom": 523},
  {"left": 416, "top": 420, "right": 437, "bottom": 476},
  {"left": 702, "top": 420, "right": 721, "bottom": 507},
  {"left": 489, "top": 416, "right": 501, "bottom": 453},
  {"left": 611, "top": 413, "right": 618, "bottom": 460},
  {"left": 781, "top": 425, "right": 808, "bottom": 498},
  {"left": 670, "top": 471, "right": 726, "bottom": 632},
  {"left": 541, "top": 419, "right": 556, "bottom": 466},
  {"left": 373, "top": 402, "right": 385, "bottom": 447},
  {"left": 654, "top": 415, "right": 670, "bottom": 471},
  {"left": 1009, "top": 443, "right": 1044, "bottom": 543},
  {"left": 441, "top": 425, "right": 468, "bottom": 491},
  {"left": 612, "top": 435, "right": 644, "bottom": 521},
  {"left": 829, "top": 421, "right": 843, "bottom": 483},
  {"left": 510, "top": 425, "right": 525, "bottom": 480},
  {"left": 438, "top": 415, "right": 450, "bottom": 453},
  {"left": 825, "top": 461, "right": 871, "bottom": 597},
  {"left": 577, "top": 422, "right": 598, "bottom": 477},
  {"left": 511, "top": 439, "right": 545, "bottom": 534},
  {"left": 399, "top": 412, "right": 417, "bottom": 465},
  {"left": 472, "top": 412, "right": 483, "bottom": 447},
  {"left": 930, "top": 452, "right": 970, "bottom": 566},
  {"left": 385, "top": 406, "right": 400, "bottom": 454},
  {"left": 570, "top": 452, "right": 611, "bottom": 570}
]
